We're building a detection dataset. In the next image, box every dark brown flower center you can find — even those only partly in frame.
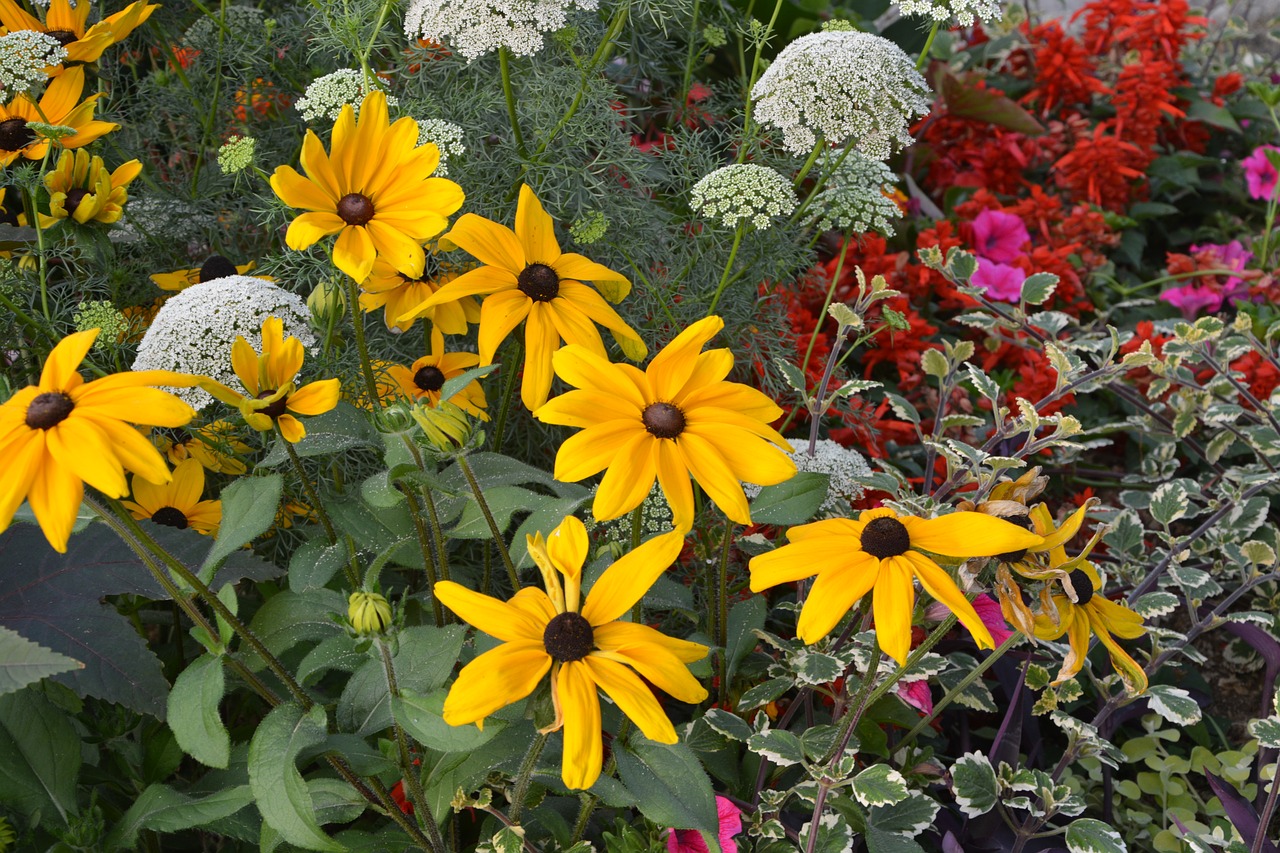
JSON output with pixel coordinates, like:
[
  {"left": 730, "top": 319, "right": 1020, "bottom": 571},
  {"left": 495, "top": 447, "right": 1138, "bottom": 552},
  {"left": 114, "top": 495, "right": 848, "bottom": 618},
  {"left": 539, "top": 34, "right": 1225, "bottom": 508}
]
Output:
[
  {"left": 642, "top": 402, "right": 685, "bottom": 439},
  {"left": 151, "top": 506, "right": 189, "bottom": 529},
  {"left": 256, "top": 390, "right": 289, "bottom": 420},
  {"left": 517, "top": 263, "right": 559, "bottom": 302},
  {"left": 199, "top": 254, "right": 238, "bottom": 282},
  {"left": 860, "top": 516, "right": 911, "bottom": 559},
  {"left": 46, "top": 29, "right": 77, "bottom": 47},
  {"left": 0, "top": 118, "right": 34, "bottom": 152},
  {"left": 337, "top": 192, "right": 375, "bottom": 226},
  {"left": 1066, "top": 569, "right": 1094, "bottom": 606},
  {"left": 25, "top": 392, "right": 73, "bottom": 430},
  {"left": 63, "top": 188, "right": 90, "bottom": 216},
  {"left": 543, "top": 611, "right": 594, "bottom": 662},
  {"left": 413, "top": 365, "right": 446, "bottom": 392}
]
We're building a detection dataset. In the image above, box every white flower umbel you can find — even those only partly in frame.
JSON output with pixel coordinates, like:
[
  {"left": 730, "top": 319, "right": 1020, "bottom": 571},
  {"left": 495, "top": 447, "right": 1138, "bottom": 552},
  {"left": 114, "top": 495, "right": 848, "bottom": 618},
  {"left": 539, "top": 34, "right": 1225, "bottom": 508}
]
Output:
[
  {"left": 750, "top": 30, "right": 931, "bottom": 160},
  {"left": 133, "top": 275, "right": 315, "bottom": 410},
  {"left": 216, "top": 134, "right": 256, "bottom": 174},
  {"left": 744, "top": 439, "right": 870, "bottom": 515},
  {"left": 295, "top": 69, "right": 398, "bottom": 123},
  {"left": 809, "top": 151, "right": 903, "bottom": 236},
  {"left": 415, "top": 118, "right": 465, "bottom": 176},
  {"left": 691, "top": 164, "right": 798, "bottom": 230},
  {"left": 896, "top": 0, "right": 1002, "bottom": 27},
  {"left": 404, "top": 0, "right": 598, "bottom": 61},
  {"left": 0, "top": 31, "right": 66, "bottom": 96}
]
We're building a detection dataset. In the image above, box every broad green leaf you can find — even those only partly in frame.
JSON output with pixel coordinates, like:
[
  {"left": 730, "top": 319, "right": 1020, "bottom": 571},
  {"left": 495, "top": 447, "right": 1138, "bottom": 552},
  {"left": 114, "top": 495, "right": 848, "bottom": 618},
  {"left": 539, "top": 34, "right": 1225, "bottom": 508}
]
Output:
[
  {"left": 338, "top": 625, "right": 465, "bottom": 734},
  {"left": 167, "top": 654, "right": 230, "bottom": 768},
  {"left": 951, "top": 752, "right": 998, "bottom": 817},
  {"left": 244, "top": 589, "right": 345, "bottom": 670},
  {"left": 750, "top": 472, "right": 829, "bottom": 525},
  {"left": 289, "top": 538, "right": 350, "bottom": 592},
  {"left": 439, "top": 363, "right": 500, "bottom": 406},
  {"left": 1149, "top": 482, "right": 1189, "bottom": 526},
  {"left": 1066, "top": 818, "right": 1127, "bottom": 853},
  {"left": 737, "top": 677, "right": 793, "bottom": 710},
  {"left": 615, "top": 736, "right": 718, "bottom": 833},
  {"left": 105, "top": 783, "right": 253, "bottom": 850},
  {"left": 935, "top": 66, "right": 1045, "bottom": 135},
  {"left": 746, "top": 729, "right": 805, "bottom": 767},
  {"left": 297, "top": 633, "right": 365, "bottom": 685},
  {"left": 258, "top": 403, "right": 378, "bottom": 466},
  {"left": 702, "top": 708, "right": 752, "bottom": 742},
  {"left": 866, "top": 825, "right": 925, "bottom": 853},
  {"left": 869, "top": 792, "right": 940, "bottom": 837},
  {"left": 0, "top": 625, "right": 81, "bottom": 695},
  {"left": 202, "top": 474, "right": 283, "bottom": 579},
  {"left": 1020, "top": 273, "right": 1059, "bottom": 306},
  {"left": 247, "top": 702, "right": 344, "bottom": 852},
  {"left": 0, "top": 688, "right": 80, "bottom": 826},
  {"left": 1249, "top": 717, "right": 1280, "bottom": 748},
  {"left": 800, "top": 813, "right": 857, "bottom": 853},
  {"left": 852, "top": 764, "right": 910, "bottom": 807},
  {"left": 792, "top": 650, "right": 843, "bottom": 686},
  {"left": 726, "top": 596, "right": 766, "bottom": 686},
  {"left": 1146, "top": 685, "right": 1201, "bottom": 726},
  {"left": 394, "top": 688, "right": 505, "bottom": 752}
]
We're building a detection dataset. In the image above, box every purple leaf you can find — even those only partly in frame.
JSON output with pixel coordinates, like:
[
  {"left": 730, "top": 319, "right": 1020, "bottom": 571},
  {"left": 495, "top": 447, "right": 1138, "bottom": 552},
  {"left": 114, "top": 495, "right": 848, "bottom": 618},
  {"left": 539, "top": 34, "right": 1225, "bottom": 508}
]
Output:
[{"left": 1204, "top": 772, "right": 1279, "bottom": 853}]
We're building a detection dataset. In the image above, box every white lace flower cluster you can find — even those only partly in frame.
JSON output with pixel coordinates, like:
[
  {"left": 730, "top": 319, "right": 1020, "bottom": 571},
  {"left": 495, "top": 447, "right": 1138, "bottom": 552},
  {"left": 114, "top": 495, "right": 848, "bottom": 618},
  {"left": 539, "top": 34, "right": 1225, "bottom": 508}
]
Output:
[
  {"left": 216, "top": 134, "right": 256, "bottom": 174},
  {"left": 896, "top": 0, "right": 1002, "bottom": 26},
  {"left": 133, "top": 275, "right": 315, "bottom": 410},
  {"left": 0, "top": 31, "right": 65, "bottom": 96},
  {"left": 403, "top": 0, "right": 598, "bottom": 61},
  {"left": 183, "top": 5, "right": 266, "bottom": 51},
  {"left": 744, "top": 439, "right": 870, "bottom": 515},
  {"left": 296, "top": 69, "right": 398, "bottom": 123},
  {"left": 750, "top": 30, "right": 931, "bottom": 160},
  {"left": 416, "top": 119, "right": 466, "bottom": 176},
  {"left": 808, "top": 152, "right": 903, "bottom": 236},
  {"left": 690, "top": 164, "right": 797, "bottom": 231}
]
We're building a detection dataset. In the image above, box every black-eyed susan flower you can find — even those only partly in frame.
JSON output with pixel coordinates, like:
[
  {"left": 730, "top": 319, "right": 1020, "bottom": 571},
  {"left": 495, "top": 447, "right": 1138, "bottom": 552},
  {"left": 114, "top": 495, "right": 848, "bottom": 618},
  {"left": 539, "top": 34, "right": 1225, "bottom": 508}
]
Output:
[
  {"left": 403, "top": 184, "right": 647, "bottom": 411},
  {"left": 992, "top": 500, "right": 1100, "bottom": 637},
  {"left": 121, "top": 458, "right": 221, "bottom": 536},
  {"left": 534, "top": 315, "right": 794, "bottom": 533},
  {"left": 383, "top": 327, "right": 488, "bottom": 419},
  {"left": 0, "top": 66, "right": 117, "bottom": 166},
  {"left": 150, "top": 257, "right": 266, "bottom": 292},
  {"left": 38, "top": 148, "right": 140, "bottom": 226},
  {"left": 0, "top": 329, "right": 197, "bottom": 552},
  {"left": 349, "top": 591, "right": 393, "bottom": 635},
  {"left": 436, "top": 517, "right": 705, "bottom": 790},
  {"left": 200, "top": 316, "right": 340, "bottom": 443},
  {"left": 0, "top": 0, "right": 157, "bottom": 65},
  {"left": 748, "top": 507, "right": 1045, "bottom": 664},
  {"left": 360, "top": 252, "right": 480, "bottom": 333},
  {"left": 150, "top": 421, "right": 251, "bottom": 475},
  {"left": 269, "top": 90, "right": 463, "bottom": 284}
]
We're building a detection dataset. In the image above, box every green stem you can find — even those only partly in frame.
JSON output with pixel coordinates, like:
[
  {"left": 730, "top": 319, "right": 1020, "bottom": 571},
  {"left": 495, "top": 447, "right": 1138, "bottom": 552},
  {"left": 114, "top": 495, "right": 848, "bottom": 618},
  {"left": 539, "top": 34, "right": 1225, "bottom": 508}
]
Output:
[
  {"left": 716, "top": 520, "right": 734, "bottom": 707},
  {"left": 790, "top": 143, "right": 854, "bottom": 226},
  {"left": 491, "top": 338, "right": 523, "bottom": 452},
  {"left": 916, "top": 20, "right": 941, "bottom": 71},
  {"left": 400, "top": 488, "right": 445, "bottom": 626},
  {"left": 896, "top": 631, "right": 1021, "bottom": 751},
  {"left": 26, "top": 144, "right": 55, "bottom": 322},
  {"left": 706, "top": 225, "right": 745, "bottom": 315},
  {"left": 499, "top": 48, "right": 528, "bottom": 159},
  {"left": 509, "top": 731, "right": 549, "bottom": 824},
  {"left": 792, "top": 138, "right": 825, "bottom": 189},
  {"left": 190, "top": 0, "right": 228, "bottom": 193},
  {"left": 345, "top": 275, "right": 381, "bottom": 408},
  {"left": 379, "top": 641, "right": 447, "bottom": 852},
  {"left": 737, "top": 0, "right": 786, "bottom": 162},
  {"left": 358, "top": 0, "right": 396, "bottom": 88},
  {"left": 0, "top": 286, "right": 57, "bottom": 349},
  {"left": 281, "top": 430, "right": 341, "bottom": 546},
  {"left": 401, "top": 436, "right": 452, "bottom": 585},
  {"left": 457, "top": 454, "right": 519, "bottom": 589},
  {"left": 677, "top": 0, "right": 703, "bottom": 118}
]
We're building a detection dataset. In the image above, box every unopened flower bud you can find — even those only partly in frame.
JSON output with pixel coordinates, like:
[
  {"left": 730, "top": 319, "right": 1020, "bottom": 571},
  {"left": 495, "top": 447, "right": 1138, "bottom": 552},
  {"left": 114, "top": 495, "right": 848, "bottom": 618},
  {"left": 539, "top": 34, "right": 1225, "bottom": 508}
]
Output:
[
  {"left": 308, "top": 279, "right": 347, "bottom": 328},
  {"left": 411, "top": 400, "right": 474, "bottom": 453},
  {"left": 348, "top": 591, "right": 393, "bottom": 635}
]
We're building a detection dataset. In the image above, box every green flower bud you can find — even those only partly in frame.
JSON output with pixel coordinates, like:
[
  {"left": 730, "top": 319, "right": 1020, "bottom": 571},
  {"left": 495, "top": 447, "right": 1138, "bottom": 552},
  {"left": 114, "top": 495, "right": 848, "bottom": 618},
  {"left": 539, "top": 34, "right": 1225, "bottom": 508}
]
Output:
[
  {"left": 307, "top": 278, "right": 347, "bottom": 328},
  {"left": 411, "top": 400, "right": 475, "bottom": 454},
  {"left": 348, "top": 591, "right": 392, "bottom": 635}
]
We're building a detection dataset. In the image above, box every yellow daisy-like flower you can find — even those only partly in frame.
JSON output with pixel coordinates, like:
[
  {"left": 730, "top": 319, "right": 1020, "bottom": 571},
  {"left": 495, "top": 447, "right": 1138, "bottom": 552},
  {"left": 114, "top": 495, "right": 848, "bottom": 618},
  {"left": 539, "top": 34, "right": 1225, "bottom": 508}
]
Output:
[
  {"left": 534, "top": 315, "right": 795, "bottom": 533},
  {"left": 0, "top": 66, "right": 117, "bottom": 166},
  {"left": 437, "top": 517, "right": 706, "bottom": 790},
  {"left": 403, "top": 184, "right": 647, "bottom": 412},
  {"left": 0, "top": 329, "right": 197, "bottom": 552},
  {"left": 121, "top": 457, "right": 222, "bottom": 536},
  {"left": 150, "top": 258, "right": 267, "bottom": 292},
  {"left": 992, "top": 500, "right": 1099, "bottom": 638},
  {"left": 748, "top": 507, "right": 1045, "bottom": 664},
  {"left": 0, "top": 0, "right": 156, "bottom": 65},
  {"left": 150, "top": 421, "right": 251, "bottom": 475},
  {"left": 359, "top": 253, "right": 480, "bottom": 333},
  {"left": 38, "top": 148, "right": 141, "bottom": 227},
  {"left": 383, "top": 327, "right": 489, "bottom": 419},
  {"left": 269, "top": 90, "right": 464, "bottom": 284},
  {"left": 200, "top": 317, "right": 341, "bottom": 444}
]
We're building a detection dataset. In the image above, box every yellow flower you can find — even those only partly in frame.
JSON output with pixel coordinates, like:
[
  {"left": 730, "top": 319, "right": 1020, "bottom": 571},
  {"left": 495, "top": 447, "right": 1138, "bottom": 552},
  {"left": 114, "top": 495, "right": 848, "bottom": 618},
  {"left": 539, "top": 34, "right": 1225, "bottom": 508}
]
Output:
[
  {"left": 383, "top": 327, "right": 489, "bottom": 419},
  {"left": 437, "top": 517, "right": 705, "bottom": 790},
  {"left": 270, "top": 90, "right": 463, "bottom": 283},
  {"left": 359, "top": 253, "right": 480, "bottom": 333},
  {"left": 348, "top": 591, "right": 393, "bottom": 635},
  {"left": 0, "top": 0, "right": 156, "bottom": 65},
  {"left": 749, "top": 507, "right": 1045, "bottom": 664},
  {"left": 403, "top": 185, "right": 647, "bottom": 411},
  {"left": 150, "top": 257, "right": 266, "bottom": 292},
  {"left": 200, "top": 316, "right": 341, "bottom": 443},
  {"left": 150, "top": 421, "right": 251, "bottom": 475},
  {"left": 39, "top": 148, "right": 141, "bottom": 226},
  {"left": 992, "top": 500, "right": 1099, "bottom": 637},
  {"left": 0, "top": 329, "right": 197, "bottom": 552},
  {"left": 0, "top": 66, "right": 117, "bottom": 166},
  {"left": 534, "top": 315, "right": 795, "bottom": 532},
  {"left": 121, "top": 458, "right": 222, "bottom": 536}
]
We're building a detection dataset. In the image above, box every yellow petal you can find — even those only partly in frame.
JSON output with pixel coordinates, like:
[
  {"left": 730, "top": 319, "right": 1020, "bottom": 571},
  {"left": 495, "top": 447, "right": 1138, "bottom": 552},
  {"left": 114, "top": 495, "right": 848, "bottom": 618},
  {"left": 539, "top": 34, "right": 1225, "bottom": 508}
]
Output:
[
  {"left": 285, "top": 211, "right": 345, "bottom": 251},
  {"left": 0, "top": 431, "right": 44, "bottom": 531},
  {"left": 71, "top": 386, "right": 196, "bottom": 428},
  {"left": 557, "top": 661, "right": 604, "bottom": 790},
  {"left": 442, "top": 213, "right": 525, "bottom": 274},
  {"left": 689, "top": 424, "right": 796, "bottom": 488},
  {"left": 45, "top": 417, "right": 126, "bottom": 497},
  {"left": 1086, "top": 607, "right": 1148, "bottom": 693},
  {"left": 287, "top": 380, "right": 341, "bottom": 417},
  {"left": 675, "top": 432, "right": 751, "bottom": 525},
  {"left": 544, "top": 298, "right": 606, "bottom": 356},
  {"left": 333, "top": 225, "right": 377, "bottom": 282},
  {"left": 298, "top": 129, "right": 342, "bottom": 201},
  {"left": 168, "top": 458, "right": 206, "bottom": 511},
  {"left": 904, "top": 511, "right": 1045, "bottom": 558},
  {"left": 680, "top": 382, "right": 783, "bottom": 424},
  {"left": 1089, "top": 596, "right": 1146, "bottom": 640},
  {"left": 646, "top": 316, "right": 723, "bottom": 402},
  {"left": 442, "top": 640, "right": 551, "bottom": 726},
  {"left": 548, "top": 515, "right": 589, "bottom": 613},
  {"left": 795, "top": 553, "right": 879, "bottom": 644},
  {"left": 581, "top": 528, "right": 685, "bottom": 626},
  {"left": 519, "top": 303, "right": 561, "bottom": 411},
  {"left": 366, "top": 219, "right": 426, "bottom": 279},
  {"left": 534, "top": 389, "right": 642, "bottom": 429},
  {"left": 654, "top": 438, "right": 694, "bottom": 533},
  {"left": 547, "top": 345, "right": 649, "bottom": 411},
  {"left": 552, "top": 253, "right": 630, "bottom": 302},
  {"left": 477, "top": 289, "right": 531, "bottom": 365},
  {"left": 515, "top": 185, "right": 561, "bottom": 265},
  {"left": 556, "top": 281, "right": 645, "bottom": 360},
  {"left": 81, "top": 415, "right": 173, "bottom": 484},
  {"left": 903, "top": 551, "right": 993, "bottom": 651},
  {"left": 591, "top": 432, "right": 657, "bottom": 523},
  {"left": 584, "top": 655, "right": 676, "bottom": 743},
  {"left": 592, "top": 621, "right": 709, "bottom": 664},
  {"left": 277, "top": 414, "right": 307, "bottom": 444},
  {"left": 435, "top": 580, "right": 548, "bottom": 642},
  {"left": 270, "top": 165, "right": 335, "bottom": 210},
  {"left": 873, "top": 557, "right": 916, "bottom": 666},
  {"left": 28, "top": 454, "right": 84, "bottom": 553},
  {"left": 40, "top": 329, "right": 96, "bottom": 391},
  {"left": 552, "top": 419, "right": 644, "bottom": 483}
]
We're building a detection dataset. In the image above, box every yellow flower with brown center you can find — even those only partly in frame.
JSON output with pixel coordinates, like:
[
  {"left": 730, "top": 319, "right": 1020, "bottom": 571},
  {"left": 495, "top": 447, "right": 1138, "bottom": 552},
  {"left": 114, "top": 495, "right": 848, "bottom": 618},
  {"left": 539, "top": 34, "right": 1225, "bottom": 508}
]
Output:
[
  {"left": 436, "top": 517, "right": 705, "bottom": 790},
  {"left": 0, "top": 66, "right": 117, "bottom": 166},
  {"left": 534, "top": 315, "right": 795, "bottom": 532},
  {"left": 199, "top": 317, "right": 341, "bottom": 443},
  {"left": 150, "top": 257, "right": 267, "bottom": 292},
  {"left": 38, "top": 148, "right": 140, "bottom": 226},
  {"left": 748, "top": 507, "right": 1045, "bottom": 664},
  {"left": 269, "top": 90, "right": 464, "bottom": 284},
  {"left": 0, "top": 329, "right": 197, "bottom": 552},
  {"left": 150, "top": 421, "right": 251, "bottom": 475},
  {"left": 360, "top": 253, "right": 480, "bottom": 333},
  {"left": 992, "top": 500, "right": 1099, "bottom": 638},
  {"left": 0, "top": 0, "right": 156, "bottom": 65},
  {"left": 121, "top": 457, "right": 222, "bottom": 536},
  {"left": 403, "top": 184, "right": 647, "bottom": 411},
  {"left": 383, "top": 327, "right": 489, "bottom": 418}
]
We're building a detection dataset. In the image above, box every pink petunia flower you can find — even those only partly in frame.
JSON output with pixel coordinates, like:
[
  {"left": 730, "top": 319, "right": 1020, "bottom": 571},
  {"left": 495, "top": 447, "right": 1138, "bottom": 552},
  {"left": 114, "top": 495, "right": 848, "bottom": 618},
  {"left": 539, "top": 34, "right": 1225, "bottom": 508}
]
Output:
[
  {"left": 971, "top": 258, "right": 1026, "bottom": 302},
  {"left": 926, "top": 594, "right": 1015, "bottom": 648},
  {"left": 896, "top": 680, "right": 933, "bottom": 715},
  {"left": 1159, "top": 282, "right": 1225, "bottom": 319},
  {"left": 1243, "top": 145, "right": 1280, "bottom": 201},
  {"left": 668, "top": 796, "right": 743, "bottom": 853},
  {"left": 971, "top": 210, "right": 1030, "bottom": 264},
  {"left": 1160, "top": 241, "right": 1254, "bottom": 319}
]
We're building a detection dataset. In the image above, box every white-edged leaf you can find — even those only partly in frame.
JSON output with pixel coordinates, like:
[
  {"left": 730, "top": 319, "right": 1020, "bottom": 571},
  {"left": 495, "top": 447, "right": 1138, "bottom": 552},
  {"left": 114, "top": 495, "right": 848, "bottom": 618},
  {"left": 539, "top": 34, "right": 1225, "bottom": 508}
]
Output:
[
  {"left": 1146, "top": 685, "right": 1201, "bottom": 726},
  {"left": 951, "top": 752, "right": 998, "bottom": 817},
  {"left": 1066, "top": 818, "right": 1126, "bottom": 853},
  {"left": 747, "top": 729, "right": 805, "bottom": 767},
  {"left": 852, "top": 764, "right": 909, "bottom": 807}
]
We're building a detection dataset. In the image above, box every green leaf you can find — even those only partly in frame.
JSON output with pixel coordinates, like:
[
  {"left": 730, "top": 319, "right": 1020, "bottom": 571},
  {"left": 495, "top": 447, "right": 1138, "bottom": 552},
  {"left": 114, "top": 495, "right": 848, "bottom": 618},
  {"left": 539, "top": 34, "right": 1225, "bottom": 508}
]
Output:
[
  {"left": 774, "top": 357, "right": 811, "bottom": 398},
  {"left": 338, "top": 625, "right": 464, "bottom": 734},
  {"left": 167, "top": 654, "right": 230, "bottom": 768},
  {"left": 800, "top": 813, "right": 856, "bottom": 853},
  {"left": 289, "top": 538, "right": 350, "bottom": 592},
  {"left": 297, "top": 633, "right": 364, "bottom": 685},
  {"left": 0, "top": 688, "right": 80, "bottom": 826},
  {"left": 248, "top": 702, "right": 344, "bottom": 852},
  {"left": 1066, "top": 818, "right": 1127, "bottom": 853},
  {"left": 964, "top": 364, "right": 1001, "bottom": 403},
  {"left": 726, "top": 596, "right": 766, "bottom": 686},
  {"left": 792, "top": 650, "right": 843, "bottom": 686},
  {"left": 105, "top": 784, "right": 253, "bottom": 851},
  {"left": 439, "top": 363, "right": 500, "bottom": 406},
  {"left": 1186, "top": 98, "right": 1242, "bottom": 133},
  {"left": 1132, "top": 592, "right": 1178, "bottom": 619},
  {"left": 1249, "top": 716, "right": 1280, "bottom": 748},
  {"left": 444, "top": 485, "right": 544, "bottom": 539},
  {"left": 921, "top": 349, "right": 949, "bottom": 380},
  {"left": 746, "top": 729, "right": 805, "bottom": 767},
  {"left": 394, "top": 688, "right": 505, "bottom": 752},
  {"left": 737, "top": 677, "right": 793, "bottom": 711},
  {"left": 202, "top": 474, "right": 283, "bottom": 579},
  {"left": 702, "top": 708, "right": 753, "bottom": 742},
  {"left": 935, "top": 66, "right": 1045, "bottom": 135},
  {"left": 865, "top": 825, "right": 925, "bottom": 853},
  {"left": 258, "top": 403, "right": 378, "bottom": 466},
  {"left": 1020, "top": 273, "right": 1059, "bottom": 306},
  {"left": 1150, "top": 482, "right": 1189, "bottom": 526},
  {"left": 951, "top": 752, "right": 998, "bottom": 817},
  {"left": 852, "top": 764, "right": 910, "bottom": 807},
  {"left": 869, "top": 792, "right": 940, "bottom": 837},
  {"left": 615, "top": 736, "right": 718, "bottom": 833},
  {"left": 0, "top": 625, "right": 81, "bottom": 695},
  {"left": 750, "top": 472, "right": 830, "bottom": 525},
  {"left": 245, "top": 589, "right": 345, "bottom": 669},
  {"left": 1146, "top": 685, "right": 1201, "bottom": 726}
]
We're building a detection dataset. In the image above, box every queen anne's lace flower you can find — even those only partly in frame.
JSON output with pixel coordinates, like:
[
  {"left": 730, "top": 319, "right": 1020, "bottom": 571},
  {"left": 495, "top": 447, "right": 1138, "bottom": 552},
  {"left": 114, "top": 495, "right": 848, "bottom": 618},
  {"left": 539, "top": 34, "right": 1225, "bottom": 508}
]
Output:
[
  {"left": 690, "top": 164, "right": 797, "bottom": 230},
  {"left": 133, "top": 275, "right": 314, "bottom": 409},
  {"left": 216, "top": 134, "right": 256, "bottom": 174},
  {"left": 0, "top": 30, "right": 66, "bottom": 96},
  {"left": 750, "top": 30, "right": 931, "bottom": 160},
  {"left": 415, "top": 118, "right": 465, "bottom": 176},
  {"left": 809, "top": 152, "right": 902, "bottom": 236},
  {"left": 184, "top": 5, "right": 267, "bottom": 51},
  {"left": 403, "top": 0, "right": 598, "bottom": 61},
  {"left": 295, "top": 69, "right": 398, "bottom": 123},
  {"left": 73, "top": 301, "right": 128, "bottom": 347},
  {"left": 745, "top": 439, "right": 870, "bottom": 515},
  {"left": 896, "top": 0, "right": 1002, "bottom": 26}
]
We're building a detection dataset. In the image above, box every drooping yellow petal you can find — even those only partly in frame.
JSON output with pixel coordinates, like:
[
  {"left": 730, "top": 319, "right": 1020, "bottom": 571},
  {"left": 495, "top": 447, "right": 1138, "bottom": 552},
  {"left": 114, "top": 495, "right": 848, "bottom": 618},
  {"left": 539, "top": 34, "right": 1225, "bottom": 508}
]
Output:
[
  {"left": 333, "top": 225, "right": 377, "bottom": 283},
  {"left": 795, "top": 553, "right": 880, "bottom": 644},
  {"left": 552, "top": 253, "right": 631, "bottom": 303},
  {"left": 28, "top": 456, "right": 84, "bottom": 553},
  {"left": 435, "top": 580, "right": 548, "bottom": 642},
  {"left": 1089, "top": 596, "right": 1146, "bottom": 640},
  {"left": 39, "top": 329, "right": 97, "bottom": 392},
  {"left": 82, "top": 415, "right": 174, "bottom": 485},
  {"left": 1085, "top": 607, "right": 1148, "bottom": 693},
  {"left": 591, "top": 432, "right": 657, "bottom": 523},
  {"left": 544, "top": 297, "right": 607, "bottom": 357},
  {"left": 584, "top": 655, "right": 676, "bottom": 744},
  {"left": 442, "top": 640, "right": 551, "bottom": 726},
  {"left": 903, "top": 551, "right": 994, "bottom": 651},
  {"left": 557, "top": 660, "right": 604, "bottom": 790},
  {"left": 903, "top": 511, "right": 1045, "bottom": 558},
  {"left": 873, "top": 556, "right": 916, "bottom": 666},
  {"left": 580, "top": 528, "right": 685, "bottom": 626},
  {"left": 45, "top": 417, "right": 127, "bottom": 498},
  {"left": 675, "top": 432, "right": 751, "bottom": 525},
  {"left": 287, "top": 380, "right": 341, "bottom": 417},
  {"left": 476, "top": 289, "right": 532, "bottom": 365},
  {"left": 653, "top": 439, "right": 694, "bottom": 534},
  {"left": 519, "top": 302, "right": 561, "bottom": 411},
  {"left": 441, "top": 214, "right": 525, "bottom": 274},
  {"left": 366, "top": 219, "right": 426, "bottom": 279},
  {"left": 276, "top": 414, "right": 307, "bottom": 444},
  {"left": 555, "top": 281, "right": 646, "bottom": 361}
]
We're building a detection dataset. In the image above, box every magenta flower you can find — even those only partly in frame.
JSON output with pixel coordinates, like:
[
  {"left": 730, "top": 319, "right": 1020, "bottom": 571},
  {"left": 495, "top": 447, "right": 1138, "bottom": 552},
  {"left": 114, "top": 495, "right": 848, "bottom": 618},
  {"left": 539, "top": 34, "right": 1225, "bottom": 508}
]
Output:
[
  {"left": 1160, "top": 241, "right": 1254, "bottom": 319},
  {"left": 971, "top": 258, "right": 1025, "bottom": 302},
  {"left": 927, "top": 594, "right": 1015, "bottom": 647},
  {"left": 1159, "top": 282, "right": 1225, "bottom": 319},
  {"left": 1243, "top": 146, "right": 1280, "bottom": 201},
  {"left": 896, "top": 680, "right": 933, "bottom": 715},
  {"left": 668, "top": 796, "right": 743, "bottom": 853},
  {"left": 971, "top": 210, "right": 1030, "bottom": 264}
]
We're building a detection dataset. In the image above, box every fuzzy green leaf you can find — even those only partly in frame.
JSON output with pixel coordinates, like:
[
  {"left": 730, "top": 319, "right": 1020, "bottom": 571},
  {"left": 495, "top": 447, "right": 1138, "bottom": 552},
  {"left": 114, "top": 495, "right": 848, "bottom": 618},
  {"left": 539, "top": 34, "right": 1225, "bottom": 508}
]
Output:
[
  {"left": 167, "top": 654, "right": 230, "bottom": 768},
  {"left": 248, "top": 702, "right": 344, "bottom": 852}
]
